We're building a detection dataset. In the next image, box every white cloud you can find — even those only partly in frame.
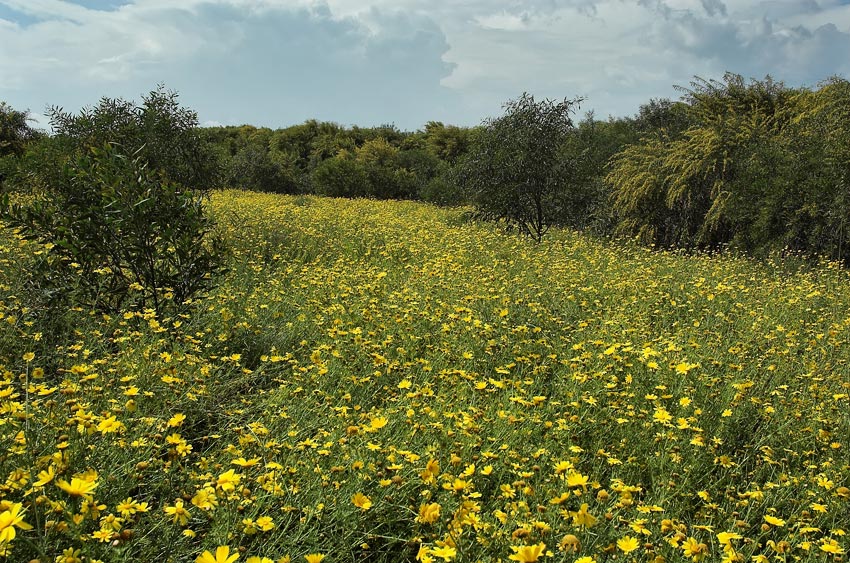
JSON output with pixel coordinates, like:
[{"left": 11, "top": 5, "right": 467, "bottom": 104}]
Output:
[{"left": 0, "top": 0, "right": 848, "bottom": 128}]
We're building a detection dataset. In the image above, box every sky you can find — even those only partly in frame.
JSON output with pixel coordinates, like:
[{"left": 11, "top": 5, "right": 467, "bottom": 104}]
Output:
[{"left": 1, "top": 0, "right": 849, "bottom": 131}]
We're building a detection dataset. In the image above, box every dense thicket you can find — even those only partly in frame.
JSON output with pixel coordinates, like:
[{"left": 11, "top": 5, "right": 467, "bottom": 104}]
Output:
[{"left": 3, "top": 73, "right": 850, "bottom": 264}]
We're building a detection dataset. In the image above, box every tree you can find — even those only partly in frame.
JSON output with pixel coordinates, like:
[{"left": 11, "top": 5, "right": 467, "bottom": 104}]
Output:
[
  {"left": 457, "top": 93, "right": 583, "bottom": 241},
  {"left": 2, "top": 87, "right": 225, "bottom": 314},
  {"left": 47, "top": 85, "right": 219, "bottom": 189},
  {"left": 0, "top": 102, "right": 42, "bottom": 188},
  {"left": 609, "top": 74, "right": 799, "bottom": 249},
  {"left": 0, "top": 102, "right": 40, "bottom": 157}
]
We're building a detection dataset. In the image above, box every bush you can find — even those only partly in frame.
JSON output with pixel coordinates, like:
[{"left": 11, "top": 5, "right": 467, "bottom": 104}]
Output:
[
  {"left": 46, "top": 85, "right": 219, "bottom": 190},
  {"left": 225, "top": 145, "right": 299, "bottom": 193},
  {"left": 2, "top": 143, "right": 225, "bottom": 314},
  {"left": 311, "top": 155, "right": 369, "bottom": 198}
]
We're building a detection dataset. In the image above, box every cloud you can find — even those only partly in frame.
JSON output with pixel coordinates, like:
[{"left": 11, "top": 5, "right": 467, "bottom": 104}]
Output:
[
  {"left": 0, "top": 0, "right": 848, "bottom": 128},
  {"left": 0, "top": 1, "right": 460, "bottom": 129}
]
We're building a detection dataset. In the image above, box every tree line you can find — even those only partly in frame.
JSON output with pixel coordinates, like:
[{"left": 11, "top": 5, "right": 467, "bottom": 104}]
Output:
[{"left": 2, "top": 73, "right": 850, "bottom": 268}]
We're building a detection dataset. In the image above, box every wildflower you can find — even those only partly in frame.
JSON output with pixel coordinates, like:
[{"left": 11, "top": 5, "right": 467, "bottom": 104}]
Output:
[
  {"left": 566, "top": 471, "right": 589, "bottom": 489},
  {"left": 417, "top": 503, "right": 441, "bottom": 524},
  {"left": 55, "top": 547, "right": 83, "bottom": 563},
  {"left": 763, "top": 515, "right": 785, "bottom": 527},
  {"left": 569, "top": 503, "right": 597, "bottom": 527},
  {"left": 57, "top": 473, "right": 98, "bottom": 498},
  {"left": 370, "top": 416, "right": 388, "bottom": 430},
  {"left": 256, "top": 516, "right": 275, "bottom": 531},
  {"left": 430, "top": 545, "right": 457, "bottom": 561},
  {"left": 0, "top": 502, "right": 33, "bottom": 543},
  {"left": 352, "top": 492, "right": 372, "bottom": 510},
  {"left": 508, "top": 542, "right": 546, "bottom": 562},
  {"left": 682, "top": 537, "right": 709, "bottom": 561},
  {"left": 304, "top": 554, "right": 325, "bottom": 563},
  {"left": 191, "top": 487, "right": 218, "bottom": 510},
  {"left": 716, "top": 532, "right": 741, "bottom": 547},
  {"left": 216, "top": 469, "right": 242, "bottom": 493},
  {"left": 33, "top": 466, "right": 56, "bottom": 487},
  {"left": 97, "top": 415, "right": 125, "bottom": 434},
  {"left": 558, "top": 534, "right": 580, "bottom": 552},
  {"left": 653, "top": 407, "right": 672, "bottom": 424},
  {"left": 820, "top": 539, "right": 844, "bottom": 554},
  {"left": 92, "top": 528, "right": 114, "bottom": 542},
  {"left": 165, "top": 499, "right": 191, "bottom": 525},
  {"left": 197, "top": 546, "right": 239, "bottom": 563},
  {"left": 168, "top": 413, "right": 187, "bottom": 427},
  {"left": 617, "top": 536, "right": 640, "bottom": 554}
]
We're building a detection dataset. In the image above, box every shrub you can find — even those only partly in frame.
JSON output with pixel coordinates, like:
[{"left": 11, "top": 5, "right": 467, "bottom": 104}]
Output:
[{"left": 2, "top": 143, "right": 225, "bottom": 314}]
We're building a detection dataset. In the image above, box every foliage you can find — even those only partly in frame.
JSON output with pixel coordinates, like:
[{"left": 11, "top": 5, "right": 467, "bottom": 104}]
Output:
[
  {"left": 225, "top": 145, "right": 299, "bottom": 194},
  {"left": 46, "top": 85, "right": 219, "bottom": 190},
  {"left": 0, "top": 102, "right": 40, "bottom": 158},
  {"left": 1, "top": 191, "right": 849, "bottom": 562},
  {"left": 608, "top": 74, "right": 806, "bottom": 250},
  {"left": 2, "top": 143, "right": 225, "bottom": 314},
  {"left": 458, "top": 93, "right": 583, "bottom": 241},
  {"left": 311, "top": 152, "right": 370, "bottom": 198},
  {"left": 423, "top": 121, "right": 473, "bottom": 164}
]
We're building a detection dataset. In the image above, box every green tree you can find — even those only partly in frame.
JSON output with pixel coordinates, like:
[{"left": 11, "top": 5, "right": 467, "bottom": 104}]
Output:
[
  {"left": 47, "top": 85, "right": 219, "bottom": 189},
  {"left": 2, "top": 87, "right": 225, "bottom": 314},
  {"left": 0, "top": 102, "right": 40, "bottom": 157},
  {"left": 457, "top": 93, "right": 583, "bottom": 241},
  {"left": 423, "top": 121, "right": 472, "bottom": 164},
  {"left": 311, "top": 153, "right": 370, "bottom": 198},
  {"left": 609, "top": 74, "right": 799, "bottom": 249}
]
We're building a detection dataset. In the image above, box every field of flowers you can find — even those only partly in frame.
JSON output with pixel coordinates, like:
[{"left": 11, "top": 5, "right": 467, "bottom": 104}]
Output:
[{"left": 1, "top": 190, "right": 848, "bottom": 562}]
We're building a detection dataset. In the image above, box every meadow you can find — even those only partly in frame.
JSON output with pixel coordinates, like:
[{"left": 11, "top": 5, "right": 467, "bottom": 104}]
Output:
[{"left": 0, "top": 190, "right": 848, "bottom": 562}]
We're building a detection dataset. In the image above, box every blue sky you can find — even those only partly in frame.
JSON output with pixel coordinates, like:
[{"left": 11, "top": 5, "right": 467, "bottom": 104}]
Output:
[{"left": 1, "top": 0, "right": 849, "bottom": 131}]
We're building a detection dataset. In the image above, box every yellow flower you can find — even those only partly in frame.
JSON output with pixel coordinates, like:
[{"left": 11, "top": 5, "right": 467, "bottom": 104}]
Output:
[
  {"left": 55, "top": 547, "right": 83, "bottom": 563},
  {"left": 216, "top": 469, "right": 242, "bottom": 492},
  {"left": 164, "top": 499, "right": 192, "bottom": 525},
  {"left": 716, "top": 532, "right": 741, "bottom": 546},
  {"left": 304, "top": 554, "right": 325, "bottom": 563},
  {"left": 429, "top": 545, "right": 457, "bottom": 561},
  {"left": 417, "top": 502, "right": 441, "bottom": 524},
  {"left": 508, "top": 542, "right": 546, "bottom": 562},
  {"left": 569, "top": 503, "right": 597, "bottom": 528},
  {"left": 197, "top": 546, "right": 239, "bottom": 563},
  {"left": 167, "top": 413, "right": 186, "bottom": 427},
  {"left": 682, "top": 537, "right": 709, "bottom": 561},
  {"left": 820, "top": 539, "right": 845, "bottom": 555},
  {"left": 256, "top": 515, "right": 275, "bottom": 531},
  {"left": 33, "top": 466, "right": 56, "bottom": 487},
  {"left": 617, "top": 536, "right": 640, "bottom": 554},
  {"left": 370, "top": 416, "right": 388, "bottom": 430},
  {"left": 558, "top": 534, "right": 580, "bottom": 553},
  {"left": 763, "top": 515, "right": 785, "bottom": 527},
  {"left": 352, "top": 492, "right": 372, "bottom": 510},
  {"left": 56, "top": 474, "right": 98, "bottom": 498},
  {"left": 97, "top": 415, "right": 125, "bottom": 434},
  {"left": 566, "top": 471, "right": 589, "bottom": 489},
  {"left": 0, "top": 502, "right": 33, "bottom": 543}
]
